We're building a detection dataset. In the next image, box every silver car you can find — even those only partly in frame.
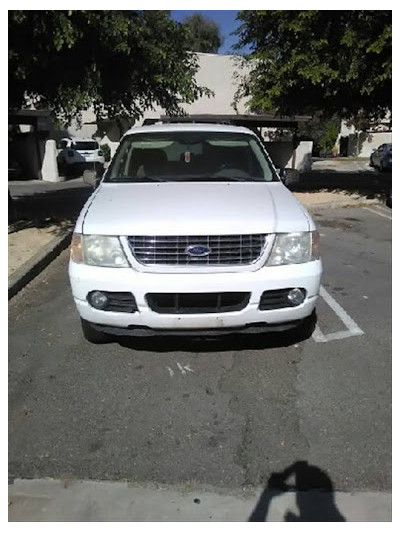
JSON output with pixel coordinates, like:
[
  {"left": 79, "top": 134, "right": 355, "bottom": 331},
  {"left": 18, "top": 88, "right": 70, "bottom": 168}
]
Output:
[{"left": 370, "top": 143, "right": 392, "bottom": 172}]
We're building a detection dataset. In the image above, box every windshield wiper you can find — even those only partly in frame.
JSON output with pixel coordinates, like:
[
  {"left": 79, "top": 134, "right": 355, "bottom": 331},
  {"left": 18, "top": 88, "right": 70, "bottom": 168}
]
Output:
[
  {"left": 187, "top": 176, "right": 266, "bottom": 182},
  {"left": 108, "top": 175, "right": 165, "bottom": 183}
]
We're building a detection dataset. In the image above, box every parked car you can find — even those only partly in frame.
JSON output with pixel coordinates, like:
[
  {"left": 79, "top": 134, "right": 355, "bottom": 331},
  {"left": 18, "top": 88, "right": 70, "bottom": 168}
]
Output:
[
  {"left": 369, "top": 143, "right": 392, "bottom": 172},
  {"left": 57, "top": 138, "right": 105, "bottom": 177},
  {"left": 69, "top": 123, "right": 322, "bottom": 343}
]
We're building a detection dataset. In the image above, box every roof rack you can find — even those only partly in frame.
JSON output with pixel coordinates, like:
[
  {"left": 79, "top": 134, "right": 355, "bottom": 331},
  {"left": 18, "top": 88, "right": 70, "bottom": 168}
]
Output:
[
  {"left": 142, "top": 116, "right": 232, "bottom": 126},
  {"left": 142, "top": 114, "right": 312, "bottom": 129}
]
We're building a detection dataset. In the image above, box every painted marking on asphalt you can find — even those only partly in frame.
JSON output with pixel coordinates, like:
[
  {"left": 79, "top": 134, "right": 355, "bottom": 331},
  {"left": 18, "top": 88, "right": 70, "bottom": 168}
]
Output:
[
  {"left": 312, "top": 285, "right": 364, "bottom": 343},
  {"left": 168, "top": 363, "right": 194, "bottom": 377},
  {"left": 363, "top": 207, "right": 392, "bottom": 220},
  {"left": 311, "top": 325, "right": 327, "bottom": 343},
  {"left": 374, "top": 204, "right": 392, "bottom": 214}
]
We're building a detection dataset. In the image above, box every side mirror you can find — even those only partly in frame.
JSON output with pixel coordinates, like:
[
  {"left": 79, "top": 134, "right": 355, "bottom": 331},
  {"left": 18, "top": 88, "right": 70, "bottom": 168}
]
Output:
[{"left": 279, "top": 168, "right": 300, "bottom": 188}]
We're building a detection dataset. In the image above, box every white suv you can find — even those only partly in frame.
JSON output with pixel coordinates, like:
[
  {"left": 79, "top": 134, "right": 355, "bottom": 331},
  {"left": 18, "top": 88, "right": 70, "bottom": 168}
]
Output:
[
  {"left": 57, "top": 138, "right": 105, "bottom": 177},
  {"left": 69, "top": 123, "right": 322, "bottom": 343}
]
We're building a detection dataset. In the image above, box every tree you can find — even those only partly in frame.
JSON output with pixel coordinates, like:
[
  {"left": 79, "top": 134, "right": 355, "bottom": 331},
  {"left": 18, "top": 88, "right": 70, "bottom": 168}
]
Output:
[
  {"left": 183, "top": 13, "right": 223, "bottom": 53},
  {"left": 297, "top": 115, "right": 341, "bottom": 156},
  {"left": 8, "top": 10, "right": 212, "bottom": 123},
  {"left": 234, "top": 10, "right": 391, "bottom": 121}
]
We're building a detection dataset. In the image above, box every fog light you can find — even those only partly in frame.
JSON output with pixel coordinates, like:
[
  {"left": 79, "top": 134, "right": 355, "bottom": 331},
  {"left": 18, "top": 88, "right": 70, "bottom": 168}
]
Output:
[
  {"left": 88, "top": 291, "right": 108, "bottom": 310},
  {"left": 287, "top": 288, "right": 305, "bottom": 306}
]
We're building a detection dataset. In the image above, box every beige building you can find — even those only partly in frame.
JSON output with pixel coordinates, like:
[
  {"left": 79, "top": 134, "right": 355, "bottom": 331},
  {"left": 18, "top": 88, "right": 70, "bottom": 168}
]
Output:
[{"left": 338, "top": 114, "right": 392, "bottom": 157}]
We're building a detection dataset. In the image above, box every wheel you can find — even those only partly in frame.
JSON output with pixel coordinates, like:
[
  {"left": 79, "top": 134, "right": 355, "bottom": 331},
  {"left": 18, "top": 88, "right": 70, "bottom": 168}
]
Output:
[
  {"left": 369, "top": 157, "right": 374, "bottom": 168},
  {"left": 8, "top": 191, "right": 16, "bottom": 224},
  {"left": 386, "top": 188, "right": 392, "bottom": 208},
  {"left": 80, "top": 318, "right": 111, "bottom": 344}
]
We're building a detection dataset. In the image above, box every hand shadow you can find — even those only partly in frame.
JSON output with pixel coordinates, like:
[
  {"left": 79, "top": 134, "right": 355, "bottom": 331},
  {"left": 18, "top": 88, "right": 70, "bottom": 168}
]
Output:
[{"left": 249, "top": 460, "right": 346, "bottom": 522}]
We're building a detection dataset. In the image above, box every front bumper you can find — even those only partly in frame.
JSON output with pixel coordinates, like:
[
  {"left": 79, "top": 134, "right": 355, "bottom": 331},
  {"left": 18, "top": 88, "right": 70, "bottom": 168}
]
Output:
[{"left": 69, "top": 260, "right": 322, "bottom": 332}]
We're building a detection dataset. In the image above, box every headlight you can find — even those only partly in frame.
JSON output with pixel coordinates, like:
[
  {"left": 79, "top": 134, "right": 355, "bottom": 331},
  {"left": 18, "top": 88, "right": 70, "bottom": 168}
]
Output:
[
  {"left": 267, "top": 231, "right": 320, "bottom": 266},
  {"left": 70, "top": 234, "right": 129, "bottom": 267}
]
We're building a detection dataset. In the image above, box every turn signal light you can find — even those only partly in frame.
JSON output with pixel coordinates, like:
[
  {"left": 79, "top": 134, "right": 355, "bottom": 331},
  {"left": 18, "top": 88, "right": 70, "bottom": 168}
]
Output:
[{"left": 70, "top": 234, "right": 83, "bottom": 263}]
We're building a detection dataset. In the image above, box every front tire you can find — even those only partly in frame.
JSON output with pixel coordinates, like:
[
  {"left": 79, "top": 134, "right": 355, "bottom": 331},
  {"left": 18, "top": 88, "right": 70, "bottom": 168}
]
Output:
[{"left": 81, "top": 318, "right": 111, "bottom": 344}]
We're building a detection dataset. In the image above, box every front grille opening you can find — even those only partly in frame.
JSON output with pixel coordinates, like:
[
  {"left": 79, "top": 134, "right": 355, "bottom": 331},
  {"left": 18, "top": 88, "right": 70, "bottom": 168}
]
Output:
[
  {"left": 146, "top": 292, "right": 250, "bottom": 314},
  {"left": 259, "top": 288, "right": 306, "bottom": 310},
  {"left": 128, "top": 235, "right": 267, "bottom": 266}
]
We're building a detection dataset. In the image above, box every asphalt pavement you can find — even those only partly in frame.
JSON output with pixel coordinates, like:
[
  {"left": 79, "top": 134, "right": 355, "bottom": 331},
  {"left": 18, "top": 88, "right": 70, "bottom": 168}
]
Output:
[{"left": 8, "top": 205, "right": 392, "bottom": 521}]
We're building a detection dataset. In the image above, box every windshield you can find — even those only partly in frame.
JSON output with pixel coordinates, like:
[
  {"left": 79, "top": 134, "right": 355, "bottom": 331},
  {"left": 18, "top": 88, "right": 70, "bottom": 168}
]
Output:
[
  {"left": 105, "top": 131, "right": 278, "bottom": 183},
  {"left": 73, "top": 141, "right": 98, "bottom": 151}
]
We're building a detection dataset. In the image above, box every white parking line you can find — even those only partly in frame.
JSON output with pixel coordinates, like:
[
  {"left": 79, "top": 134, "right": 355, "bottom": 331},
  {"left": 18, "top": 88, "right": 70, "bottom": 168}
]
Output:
[
  {"left": 374, "top": 204, "right": 392, "bottom": 214},
  {"left": 363, "top": 207, "right": 392, "bottom": 220},
  {"left": 312, "top": 286, "right": 364, "bottom": 343}
]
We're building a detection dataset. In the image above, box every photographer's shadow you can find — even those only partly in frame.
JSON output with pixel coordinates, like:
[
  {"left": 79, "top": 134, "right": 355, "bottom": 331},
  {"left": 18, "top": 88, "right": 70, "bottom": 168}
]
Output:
[{"left": 249, "top": 461, "right": 346, "bottom": 522}]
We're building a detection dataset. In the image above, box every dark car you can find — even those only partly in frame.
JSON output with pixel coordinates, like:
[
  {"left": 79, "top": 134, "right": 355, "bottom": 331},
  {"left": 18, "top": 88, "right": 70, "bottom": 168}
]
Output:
[{"left": 370, "top": 143, "right": 392, "bottom": 172}]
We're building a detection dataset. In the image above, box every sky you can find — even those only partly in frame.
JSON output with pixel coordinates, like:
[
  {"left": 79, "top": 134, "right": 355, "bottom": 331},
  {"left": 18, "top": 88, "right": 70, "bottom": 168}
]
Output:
[{"left": 170, "top": 10, "right": 250, "bottom": 55}]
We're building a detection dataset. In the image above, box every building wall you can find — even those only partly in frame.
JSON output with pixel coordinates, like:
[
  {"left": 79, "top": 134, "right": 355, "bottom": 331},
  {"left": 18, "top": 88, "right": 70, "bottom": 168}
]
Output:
[
  {"left": 66, "top": 53, "right": 250, "bottom": 155},
  {"left": 339, "top": 115, "right": 391, "bottom": 157},
  {"left": 347, "top": 132, "right": 392, "bottom": 158},
  {"left": 59, "top": 53, "right": 312, "bottom": 170},
  {"left": 265, "top": 141, "right": 313, "bottom": 172}
]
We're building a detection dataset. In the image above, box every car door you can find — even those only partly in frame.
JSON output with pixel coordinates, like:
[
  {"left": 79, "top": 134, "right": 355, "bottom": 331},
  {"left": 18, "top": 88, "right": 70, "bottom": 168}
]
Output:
[{"left": 373, "top": 145, "right": 385, "bottom": 166}]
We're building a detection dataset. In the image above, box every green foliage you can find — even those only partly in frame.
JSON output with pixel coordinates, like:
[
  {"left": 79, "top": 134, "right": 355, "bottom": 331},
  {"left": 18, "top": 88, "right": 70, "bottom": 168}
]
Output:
[
  {"left": 234, "top": 10, "right": 391, "bottom": 121},
  {"left": 298, "top": 116, "right": 341, "bottom": 156},
  {"left": 9, "top": 10, "right": 212, "bottom": 123},
  {"left": 183, "top": 13, "right": 223, "bottom": 53}
]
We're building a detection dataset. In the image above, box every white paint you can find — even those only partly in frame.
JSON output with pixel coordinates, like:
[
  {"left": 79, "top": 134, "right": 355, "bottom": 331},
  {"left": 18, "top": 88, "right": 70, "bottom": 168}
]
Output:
[
  {"left": 363, "top": 207, "right": 392, "bottom": 220},
  {"left": 312, "top": 325, "right": 327, "bottom": 343},
  {"left": 374, "top": 205, "right": 392, "bottom": 214},
  {"left": 323, "top": 330, "right": 364, "bottom": 342},
  {"left": 176, "top": 362, "right": 185, "bottom": 375},
  {"left": 176, "top": 363, "right": 194, "bottom": 375},
  {"left": 41, "top": 140, "right": 62, "bottom": 182},
  {"left": 167, "top": 363, "right": 194, "bottom": 377},
  {"left": 313, "top": 286, "right": 364, "bottom": 343}
]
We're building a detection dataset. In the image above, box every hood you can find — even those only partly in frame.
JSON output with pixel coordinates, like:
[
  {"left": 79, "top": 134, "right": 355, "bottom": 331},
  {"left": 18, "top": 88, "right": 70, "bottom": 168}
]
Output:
[{"left": 81, "top": 181, "right": 311, "bottom": 236}]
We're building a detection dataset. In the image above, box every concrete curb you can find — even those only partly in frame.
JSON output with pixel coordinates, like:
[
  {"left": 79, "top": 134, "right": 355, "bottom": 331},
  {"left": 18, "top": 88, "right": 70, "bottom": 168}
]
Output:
[
  {"left": 301, "top": 199, "right": 384, "bottom": 211},
  {"left": 8, "top": 230, "right": 72, "bottom": 300},
  {"left": 8, "top": 478, "right": 392, "bottom": 522}
]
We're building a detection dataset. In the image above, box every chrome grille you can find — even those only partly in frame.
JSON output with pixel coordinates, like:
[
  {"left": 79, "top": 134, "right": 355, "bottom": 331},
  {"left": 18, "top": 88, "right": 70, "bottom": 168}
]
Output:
[{"left": 127, "top": 235, "right": 267, "bottom": 266}]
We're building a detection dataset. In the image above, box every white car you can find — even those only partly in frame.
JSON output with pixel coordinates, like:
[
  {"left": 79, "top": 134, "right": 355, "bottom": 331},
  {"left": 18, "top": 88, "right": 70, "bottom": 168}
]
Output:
[
  {"left": 69, "top": 123, "right": 322, "bottom": 343},
  {"left": 57, "top": 138, "right": 105, "bottom": 176}
]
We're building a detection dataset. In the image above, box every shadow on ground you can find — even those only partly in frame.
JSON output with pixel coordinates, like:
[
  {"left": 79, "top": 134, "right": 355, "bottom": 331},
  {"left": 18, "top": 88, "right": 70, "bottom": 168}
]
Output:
[
  {"left": 293, "top": 169, "right": 391, "bottom": 202},
  {"left": 249, "top": 461, "right": 346, "bottom": 522},
  {"left": 9, "top": 184, "right": 92, "bottom": 236},
  {"left": 115, "top": 313, "right": 316, "bottom": 353}
]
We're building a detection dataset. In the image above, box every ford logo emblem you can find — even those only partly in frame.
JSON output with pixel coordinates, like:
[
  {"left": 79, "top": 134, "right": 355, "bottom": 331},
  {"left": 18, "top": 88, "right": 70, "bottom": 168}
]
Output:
[{"left": 186, "top": 244, "right": 211, "bottom": 257}]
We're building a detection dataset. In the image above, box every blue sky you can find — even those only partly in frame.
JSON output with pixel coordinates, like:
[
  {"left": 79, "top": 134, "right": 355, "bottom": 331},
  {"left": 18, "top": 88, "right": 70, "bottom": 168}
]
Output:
[{"left": 170, "top": 10, "right": 249, "bottom": 54}]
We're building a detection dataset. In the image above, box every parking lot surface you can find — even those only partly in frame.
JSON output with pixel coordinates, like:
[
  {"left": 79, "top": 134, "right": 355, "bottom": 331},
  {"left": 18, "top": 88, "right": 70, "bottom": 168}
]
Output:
[{"left": 8, "top": 206, "right": 391, "bottom": 516}]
